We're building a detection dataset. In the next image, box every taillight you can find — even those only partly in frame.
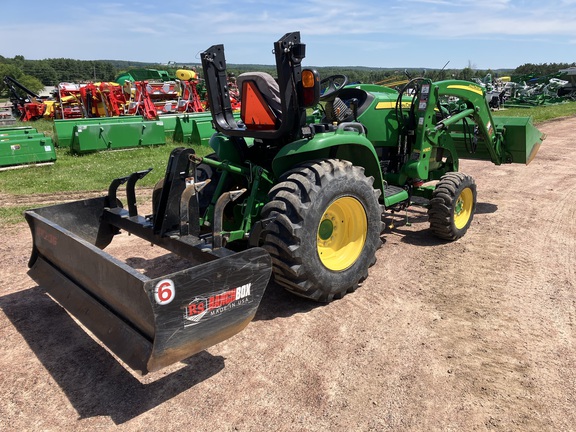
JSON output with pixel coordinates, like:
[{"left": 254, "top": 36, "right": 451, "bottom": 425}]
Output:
[{"left": 301, "top": 69, "right": 320, "bottom": 107}]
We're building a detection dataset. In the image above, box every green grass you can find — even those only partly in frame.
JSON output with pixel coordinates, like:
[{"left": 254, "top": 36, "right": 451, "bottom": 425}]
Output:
[
  {"left": 0, "top": 205, "right": 29, "bottom": 225},
  {"left": 0, "top": 122, "right": 213, "bottom": 225},
  {"left": 0, "top": 143, "right": 195, "bottom": 195},
  {"left": 26, "top": 118, "right": 54, "bottom": 136},
  {"left": 493, "top": 101, "right": 576, "bottom": 123}
]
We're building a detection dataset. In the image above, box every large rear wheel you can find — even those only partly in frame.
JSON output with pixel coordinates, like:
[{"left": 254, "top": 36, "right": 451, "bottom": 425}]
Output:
[
  {"left": 261, "top": 159, "right": 383, "bottom": 302},
  {"left": 428, "top": 172, "right": 477, "bottom": 240}
]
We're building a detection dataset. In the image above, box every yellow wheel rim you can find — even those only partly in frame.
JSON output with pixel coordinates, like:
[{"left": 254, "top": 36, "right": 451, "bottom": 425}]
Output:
[
  {"left": 317, "top": 197, "right": 367, "bottom": 271},
  {"left": 454, "top": 187, "right": 473, "bottom": 229}
]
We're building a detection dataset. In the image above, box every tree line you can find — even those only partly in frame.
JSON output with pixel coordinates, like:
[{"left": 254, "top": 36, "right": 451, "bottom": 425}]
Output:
[
  {"left": 1, "top": 54, "right": 574, "bottom": 99},
  {"left": 0, "top": 56, "right": 122, "bottom": 97}
]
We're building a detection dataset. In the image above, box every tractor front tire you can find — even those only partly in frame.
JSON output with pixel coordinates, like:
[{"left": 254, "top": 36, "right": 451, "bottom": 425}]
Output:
[
  {"left": 261, "top": 159, "right": 383, "bottom": 302},
  {"left": 428, "top": 172, "right": 477, "bottom": 241}
]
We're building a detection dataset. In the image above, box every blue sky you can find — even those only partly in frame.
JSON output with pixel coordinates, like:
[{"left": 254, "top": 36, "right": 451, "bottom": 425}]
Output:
[{"left": 1, "top": 0, "right": 575, "bottom": 70}]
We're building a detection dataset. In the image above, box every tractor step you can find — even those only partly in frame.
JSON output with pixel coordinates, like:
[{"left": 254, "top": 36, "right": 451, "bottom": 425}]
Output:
[
  {"left": 383, "top": 184, "right": 409, "bottom": 207},
  {"left": 383, "top": 184, "right": 405, "bottom": 198}
]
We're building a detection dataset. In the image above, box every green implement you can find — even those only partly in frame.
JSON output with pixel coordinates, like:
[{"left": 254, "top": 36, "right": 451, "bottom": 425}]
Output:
[
  {"left": 0, "top": 127, "right": 56, "bottom": 168},
  {"left": 0, "top": 126, "right": 35, "bottom": 136},
  {"left": 53, "top": 116, "right": 146, "bottom": 148},
  {"left": 173, "top": 112, "right": 218, "bottom": 146},
  {"left": 71, "top": 119, "right": 166, "bottom": 154}
]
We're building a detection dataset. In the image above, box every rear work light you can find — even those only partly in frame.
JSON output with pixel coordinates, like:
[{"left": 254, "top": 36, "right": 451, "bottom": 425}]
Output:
[{"left": 301, "top": 69, "right": 320, "bottom": 107}]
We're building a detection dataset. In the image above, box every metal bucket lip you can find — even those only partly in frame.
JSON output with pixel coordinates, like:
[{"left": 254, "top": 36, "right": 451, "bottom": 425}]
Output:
[{"left": 25, "top": 200, "right": 272, "bottom": 375}]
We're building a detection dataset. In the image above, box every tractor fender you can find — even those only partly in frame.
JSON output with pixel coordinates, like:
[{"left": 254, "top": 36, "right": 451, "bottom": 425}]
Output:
[
  {"left": 209, "top": 132, "right": 243, "bottom": 163},
  {"left": 272, "top": 128, "right": 384, "bottom": 196},
  {"left": 209, "top": 132, "right": 256, "bottom": 164}
]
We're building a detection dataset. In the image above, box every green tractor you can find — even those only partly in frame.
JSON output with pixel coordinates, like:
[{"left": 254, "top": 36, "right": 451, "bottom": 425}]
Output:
[
  {"left": 25, "top": 32, "right": 544, "bottom": 374},
  {"left": 196, "top": 31, "right": 542, "bottom": 300}
]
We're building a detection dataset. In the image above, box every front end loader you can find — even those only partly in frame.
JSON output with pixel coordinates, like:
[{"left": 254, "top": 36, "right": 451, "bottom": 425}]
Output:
[{"left": 25, "top": 32, "right": 544, "bottom": 374}]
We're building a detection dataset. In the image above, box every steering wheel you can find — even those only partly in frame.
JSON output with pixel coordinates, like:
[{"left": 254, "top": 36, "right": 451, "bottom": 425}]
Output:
[{"left": 319, "top": 74, "right": 349, "bottom": 101}]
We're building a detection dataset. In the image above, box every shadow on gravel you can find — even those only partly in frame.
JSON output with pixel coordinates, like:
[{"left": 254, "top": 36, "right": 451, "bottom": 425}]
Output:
[
  {"left": 385, "top": 201, "right": 498, "bottom": 247},
  {"left": 0, "top": 287, "right": 224, "bottom": 425},
  {"left": 254, "top": 280, "right": 321, "bottom": 321},
  {"left": 397, "top": 228, "right": 448, "bottom": 246},
  {"left": 476, "top": 202, "right": 498, "bottom": 214}
]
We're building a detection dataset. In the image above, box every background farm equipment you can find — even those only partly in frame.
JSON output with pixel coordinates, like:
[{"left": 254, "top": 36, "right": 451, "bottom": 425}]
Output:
[
  {"left": 69, "top": 118, "right": 166, "bottom": 154},
  {"left": 0, "top": 103, "right": 14, "bottom": 126},
  {"left": 5, "top": 65, "right": 229, "bottom": 155},
  {"left": 174, "top": 69, "right": 205, "bottom": 113},
  {"left": 25, "top": 32, "right": 544, "bottom": 374},
  {"left": 3, "top": 75, "right": 47, "bottom": 121},
  {"left": 51, "top": 82, "right": 84, "bottom": 119},
  {"left": 51, "top": 110, "right": 217, "bottom": 154},
  {"left": 557, "top": 67, "right": 576, "bottom": 98},
  {"left": 122, "top": 68, "right": 206, "bottom": 119},
  {"left": 47, "top": 67, "right": 214, "bottom": 153},
  {"left": 78, "top": 82, "right": 128, "bottom": 118},
  {"left": 0, "top": 125, "right": 56, "bottom": 169},
  {"left": 115, "top": 68, "right": 175, "bottom": 85},
  {"left": 502, "top": 68, "right": 576, "bottom": 107}
]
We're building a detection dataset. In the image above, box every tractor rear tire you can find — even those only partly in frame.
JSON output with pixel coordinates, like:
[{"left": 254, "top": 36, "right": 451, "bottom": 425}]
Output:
[
  {"left": 428, "top": 172, "right": 477, "bottom": 241},
  {"left": 195, "top": 153, "right": 221, "bottom": 213},
  {"left": 261, "top": 159, "right": 383, "bottom": 302}
]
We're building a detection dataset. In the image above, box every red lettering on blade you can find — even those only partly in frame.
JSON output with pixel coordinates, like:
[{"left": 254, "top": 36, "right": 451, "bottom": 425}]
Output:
[{"left": 37, "top": 227, "right": 57, "bottom": 246}]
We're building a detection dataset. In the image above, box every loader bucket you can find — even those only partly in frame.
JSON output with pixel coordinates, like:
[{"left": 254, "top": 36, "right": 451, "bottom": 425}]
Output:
[
  {"left": 71, "top": 120, "right": 166, "bottom": 154},
  {"left": 173, "top": 112, "right": 215, "bottom": 145},
  {"left": 53, "top": 116, "right": 145, "bottom": 148},
  {"left": 0, "top": 134, "right": 56, "bottom": 168},
  {"left": 25, "top": 198, "right": 272, "bottom": 375},
  {"left": 157, "top": 114, "right": 180, "bottom": 137},
  {"left": 493, "top": 116, "right": 544, "bottom": 164},
  {"left": 451, "top": 116, "right": 544, "bottom": 165},
  {"left": 0, "top": 126, "right": 35, "bottom": 136},
  {"left": 0, "top": 132, "right": 45, "bottom": 141}
]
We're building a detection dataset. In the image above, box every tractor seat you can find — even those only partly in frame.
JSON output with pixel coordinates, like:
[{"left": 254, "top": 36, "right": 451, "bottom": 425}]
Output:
[
  {"left": 237, "top": 72, "right": 281, "bottom": 130},
  {"left": 323, "top": 87, "right": 374, "bottom": 123}
]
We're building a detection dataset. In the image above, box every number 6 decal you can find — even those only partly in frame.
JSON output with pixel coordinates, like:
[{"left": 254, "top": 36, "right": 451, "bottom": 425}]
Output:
[{"left": 154, "top": 279, "right": 176, "bottom": 305}]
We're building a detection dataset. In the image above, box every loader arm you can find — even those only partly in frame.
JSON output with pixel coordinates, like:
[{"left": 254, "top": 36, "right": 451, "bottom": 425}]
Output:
[
  {"left": 402, "top": 79, "right": 544, "bottom": 181},
  {"left": 431, "top": 80, "right": 503, "bottom": 162}
]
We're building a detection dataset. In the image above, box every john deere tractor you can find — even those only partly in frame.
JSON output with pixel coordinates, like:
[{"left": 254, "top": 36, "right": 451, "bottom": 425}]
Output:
[{"left": 25, "top": 32, "right": 544, "bottom": 374}]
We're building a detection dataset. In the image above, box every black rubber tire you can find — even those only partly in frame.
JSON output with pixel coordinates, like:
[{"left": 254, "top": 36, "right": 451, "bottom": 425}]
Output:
[
  {"left": 195, "top": 153, "right": 221, "bottom": 213},
  {"left": 261, "top": 159, "right": 383, "bottom": 302},
  {"left": 428, "top": 172, "right": 477, "bottom": 241}
]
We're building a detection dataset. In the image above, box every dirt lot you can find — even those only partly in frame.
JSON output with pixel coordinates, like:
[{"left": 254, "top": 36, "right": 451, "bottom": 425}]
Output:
[{"left": 0, "top": 116, "right": 574, "bottom": 431}]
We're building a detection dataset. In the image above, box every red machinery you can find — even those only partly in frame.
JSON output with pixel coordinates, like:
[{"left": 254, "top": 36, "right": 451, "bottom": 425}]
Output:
[
  {"left": 54, "top": 83, "right": 84, "bottom": 119},
  {"left": 125, "top": 71, "right": 207, "bottom": 120},
  {"left": 125, "top": 80, "right": 159, "bottom": 120},
  {"left": 79, "top": 82, "right": 128, "bottom": 118},
  {"left": 175, "top": 69, "right": 205, "bottom": 113},
  {"left": 2, "top": 75, "right": 47, "bottom": 121}
]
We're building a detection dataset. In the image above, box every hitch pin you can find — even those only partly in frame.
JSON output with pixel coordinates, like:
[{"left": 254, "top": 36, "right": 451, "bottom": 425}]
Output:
[{"left": 189, "top": 154, "right": 203, "bottom": 164}]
